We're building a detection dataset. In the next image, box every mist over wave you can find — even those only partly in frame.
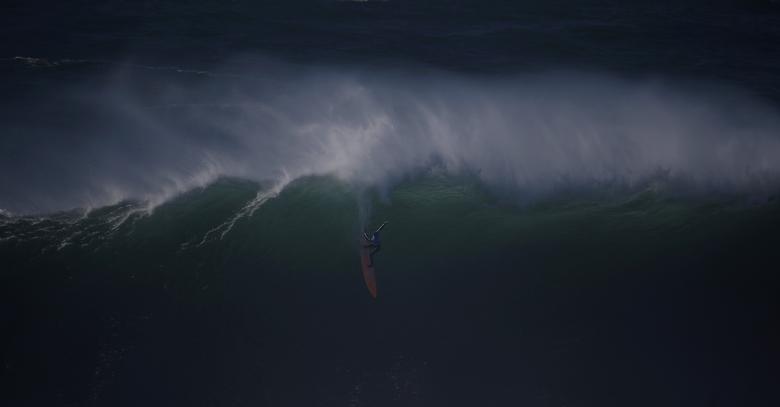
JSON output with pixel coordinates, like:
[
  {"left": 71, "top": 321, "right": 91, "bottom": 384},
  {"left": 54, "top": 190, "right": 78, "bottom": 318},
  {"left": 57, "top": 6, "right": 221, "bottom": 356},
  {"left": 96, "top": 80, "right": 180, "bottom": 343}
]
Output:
[{"left": 3, "top": 59, "right": 780, "bottom": 214}]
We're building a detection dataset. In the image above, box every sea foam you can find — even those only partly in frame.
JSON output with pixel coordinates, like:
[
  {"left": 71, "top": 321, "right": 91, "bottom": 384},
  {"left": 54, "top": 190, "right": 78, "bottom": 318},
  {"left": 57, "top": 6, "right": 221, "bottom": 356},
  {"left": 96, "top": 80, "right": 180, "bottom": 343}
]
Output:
[{"left": 2, "top": 60, "right": 780, "bottom": 213}]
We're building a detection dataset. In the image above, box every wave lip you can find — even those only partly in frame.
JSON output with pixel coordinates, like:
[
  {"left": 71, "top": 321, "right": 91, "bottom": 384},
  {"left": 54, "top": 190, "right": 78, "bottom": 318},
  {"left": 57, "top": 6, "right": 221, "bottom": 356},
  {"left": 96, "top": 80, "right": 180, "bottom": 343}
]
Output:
[{"left": 2, "top": 62, "right": 780, "bottom": 214}]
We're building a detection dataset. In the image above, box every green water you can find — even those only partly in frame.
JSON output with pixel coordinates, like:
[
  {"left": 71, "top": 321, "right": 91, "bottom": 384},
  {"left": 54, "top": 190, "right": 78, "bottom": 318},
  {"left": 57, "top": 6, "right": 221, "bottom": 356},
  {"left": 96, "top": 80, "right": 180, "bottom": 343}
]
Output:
[{"left": 1, "top": 176, "right": 779, "bottom": 405}]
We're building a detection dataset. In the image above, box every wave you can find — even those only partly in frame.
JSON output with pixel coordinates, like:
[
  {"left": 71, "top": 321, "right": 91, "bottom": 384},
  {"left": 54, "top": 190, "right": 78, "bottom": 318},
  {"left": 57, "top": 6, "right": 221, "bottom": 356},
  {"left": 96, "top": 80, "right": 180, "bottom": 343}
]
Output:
[
  {"left": 2, "top": 174, "right": 776, "bottom": 256},
  {"left": 2, "top": 59, "right": 780, "bottom": 214}
]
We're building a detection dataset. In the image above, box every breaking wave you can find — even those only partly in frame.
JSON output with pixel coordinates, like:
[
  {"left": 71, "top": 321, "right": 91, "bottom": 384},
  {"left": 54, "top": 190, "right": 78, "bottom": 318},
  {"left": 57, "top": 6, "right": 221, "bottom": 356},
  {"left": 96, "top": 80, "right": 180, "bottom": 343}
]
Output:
[{"left": 2, "top": 58, "right": 780, "bottom": 214}]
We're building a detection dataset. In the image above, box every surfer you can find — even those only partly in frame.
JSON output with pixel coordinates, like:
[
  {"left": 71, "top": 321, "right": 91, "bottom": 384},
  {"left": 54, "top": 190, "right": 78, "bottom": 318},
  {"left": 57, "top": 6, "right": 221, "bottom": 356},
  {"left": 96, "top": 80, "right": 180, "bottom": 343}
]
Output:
[{"left": 362, "top": 221, "right": 388, "bottom": 267}]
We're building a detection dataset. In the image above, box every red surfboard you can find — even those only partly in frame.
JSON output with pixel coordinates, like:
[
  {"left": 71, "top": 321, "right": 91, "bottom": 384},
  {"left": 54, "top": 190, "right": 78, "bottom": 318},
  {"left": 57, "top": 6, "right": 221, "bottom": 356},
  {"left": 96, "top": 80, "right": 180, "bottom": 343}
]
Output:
[{"left": 360, "top": 239, "right": 378, "bottom": 298}]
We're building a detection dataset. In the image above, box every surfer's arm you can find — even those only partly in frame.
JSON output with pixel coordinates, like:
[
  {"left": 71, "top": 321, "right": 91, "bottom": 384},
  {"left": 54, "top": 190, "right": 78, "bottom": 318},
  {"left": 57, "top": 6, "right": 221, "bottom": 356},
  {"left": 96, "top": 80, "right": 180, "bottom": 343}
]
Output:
[{"left": 374, "top": 221, "right": 388, "bottom": 234}]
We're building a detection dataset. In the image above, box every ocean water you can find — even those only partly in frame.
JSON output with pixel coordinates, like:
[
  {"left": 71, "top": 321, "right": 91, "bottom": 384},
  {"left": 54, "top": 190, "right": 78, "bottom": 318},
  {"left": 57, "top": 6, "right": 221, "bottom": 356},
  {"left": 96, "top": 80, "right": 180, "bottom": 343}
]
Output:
[{"left": 1, "top": 1, "right": 780, "bottom": 406}]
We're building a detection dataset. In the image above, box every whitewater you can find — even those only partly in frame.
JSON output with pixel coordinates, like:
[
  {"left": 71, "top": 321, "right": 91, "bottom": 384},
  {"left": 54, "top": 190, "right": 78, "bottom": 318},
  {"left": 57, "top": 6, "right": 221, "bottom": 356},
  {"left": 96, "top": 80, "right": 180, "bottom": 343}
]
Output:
[{"left": 2, "top": 59, "right": 780, "bottom": 215}]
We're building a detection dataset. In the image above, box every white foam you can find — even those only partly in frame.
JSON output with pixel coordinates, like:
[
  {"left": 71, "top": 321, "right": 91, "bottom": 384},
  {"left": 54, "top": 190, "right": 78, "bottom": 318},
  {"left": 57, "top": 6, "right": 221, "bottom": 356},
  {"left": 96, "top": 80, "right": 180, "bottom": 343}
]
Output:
[
  {"left": 3, "top": 62, "right": 780, "bottom": 214},
  {"left": 194, "top": 174, "right": 291, "bottom": 247}
]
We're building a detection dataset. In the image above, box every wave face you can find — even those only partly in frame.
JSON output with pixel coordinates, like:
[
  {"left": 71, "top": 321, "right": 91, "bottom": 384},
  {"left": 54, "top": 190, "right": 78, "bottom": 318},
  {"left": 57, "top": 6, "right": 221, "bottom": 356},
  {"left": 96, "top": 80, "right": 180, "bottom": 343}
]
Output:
[
  {"left": 2, "top": 60, "right": 780, "bottom": 214},
  {"left": 2, "top": 175, "right": 779, "bottom": 405},
  {"left": 3, "top": 174, "right": 779, "bottom": 259}
]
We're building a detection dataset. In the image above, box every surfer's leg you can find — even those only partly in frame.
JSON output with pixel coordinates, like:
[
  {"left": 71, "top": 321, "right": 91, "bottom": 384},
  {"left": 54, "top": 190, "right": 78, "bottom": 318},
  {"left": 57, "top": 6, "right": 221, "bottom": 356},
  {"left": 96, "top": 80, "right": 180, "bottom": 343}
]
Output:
[{"left": 368, "top": 246, "right": 381, "bottom": 266}]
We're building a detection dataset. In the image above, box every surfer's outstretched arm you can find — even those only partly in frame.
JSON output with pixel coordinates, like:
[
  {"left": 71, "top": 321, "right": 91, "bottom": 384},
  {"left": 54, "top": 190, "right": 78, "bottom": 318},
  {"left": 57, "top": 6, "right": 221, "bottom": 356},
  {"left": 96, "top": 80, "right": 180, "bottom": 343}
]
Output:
[{"left": 374, "top": 221, "right": 388, "bottom": 234}]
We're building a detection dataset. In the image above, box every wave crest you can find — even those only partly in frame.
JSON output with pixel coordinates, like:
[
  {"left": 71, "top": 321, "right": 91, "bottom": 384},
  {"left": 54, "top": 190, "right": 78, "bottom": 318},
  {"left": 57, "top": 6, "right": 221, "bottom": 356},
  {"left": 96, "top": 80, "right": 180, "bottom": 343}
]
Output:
[{"left": 2, "top": 61, "right": 780, "bottom": 213}]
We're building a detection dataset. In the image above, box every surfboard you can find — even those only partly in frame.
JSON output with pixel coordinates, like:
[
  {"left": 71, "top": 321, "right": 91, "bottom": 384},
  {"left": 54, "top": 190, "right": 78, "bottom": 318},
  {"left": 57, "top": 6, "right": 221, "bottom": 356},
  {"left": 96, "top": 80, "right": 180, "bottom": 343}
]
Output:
[{"left": 360, "top": 239, "right": 378, "bottom": 299}]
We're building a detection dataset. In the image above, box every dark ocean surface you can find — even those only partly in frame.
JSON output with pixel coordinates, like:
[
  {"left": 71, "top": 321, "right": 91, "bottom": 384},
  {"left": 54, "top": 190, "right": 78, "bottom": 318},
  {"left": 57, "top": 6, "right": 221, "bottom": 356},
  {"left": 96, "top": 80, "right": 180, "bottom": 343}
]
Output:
[{"left": 1, "top": 1, "right": 780, "bottom": 406}]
